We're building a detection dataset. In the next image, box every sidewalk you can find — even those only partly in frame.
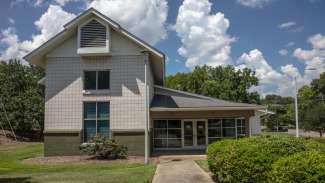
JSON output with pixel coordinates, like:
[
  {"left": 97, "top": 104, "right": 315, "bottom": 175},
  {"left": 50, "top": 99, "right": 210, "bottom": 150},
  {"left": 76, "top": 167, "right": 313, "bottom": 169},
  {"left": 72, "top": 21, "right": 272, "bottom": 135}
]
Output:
[{"left": 152, "top": 155, "right": 214, "bottom": 183}]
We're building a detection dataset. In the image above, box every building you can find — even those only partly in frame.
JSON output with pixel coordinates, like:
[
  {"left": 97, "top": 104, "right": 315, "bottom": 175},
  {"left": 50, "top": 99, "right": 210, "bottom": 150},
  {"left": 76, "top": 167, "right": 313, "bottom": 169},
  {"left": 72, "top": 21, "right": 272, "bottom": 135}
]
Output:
[{"left": 24, "top": 8, "right": 265, "bottom": 157}]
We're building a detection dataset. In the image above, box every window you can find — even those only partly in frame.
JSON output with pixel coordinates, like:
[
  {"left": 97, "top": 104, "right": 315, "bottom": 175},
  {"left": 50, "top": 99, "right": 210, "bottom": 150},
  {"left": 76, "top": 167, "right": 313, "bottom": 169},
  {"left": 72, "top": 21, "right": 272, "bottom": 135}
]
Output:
[
  {"left": 236, "top": 119, "right": 246, "bottom": 137},
  {"left": 223, "top": 119, "right": 236, "bottom": 137},
  {"left": 83, "top": 102, "right": 109, "bottom": 142},
  {"left": 208, "top": 119, "right": 222, "bottom": 144},
  {"left": 208, "top": 118, "right": 246, "bottom": 144},
  {"left": 153, "top": 120, "right": 182, "bottom": 148},
  {"left": 84, "top": 71, "right": 110, "bottom": 90}
]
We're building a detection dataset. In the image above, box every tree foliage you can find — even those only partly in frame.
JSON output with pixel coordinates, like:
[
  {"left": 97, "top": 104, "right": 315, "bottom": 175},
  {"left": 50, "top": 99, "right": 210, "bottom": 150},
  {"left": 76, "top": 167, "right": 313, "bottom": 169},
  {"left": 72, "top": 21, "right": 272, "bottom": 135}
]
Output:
[
  {"left": 298, "top": 74, "right": 325, "bottom": 137},
  {"left": 0, "top": 60, "right": 45, "bottom": 138},
  {"left": 166, "top": 65, "right": 260, "bottom": 103},
  {"left": 261, "top": 95, "right": 294, "bottom": 129}
]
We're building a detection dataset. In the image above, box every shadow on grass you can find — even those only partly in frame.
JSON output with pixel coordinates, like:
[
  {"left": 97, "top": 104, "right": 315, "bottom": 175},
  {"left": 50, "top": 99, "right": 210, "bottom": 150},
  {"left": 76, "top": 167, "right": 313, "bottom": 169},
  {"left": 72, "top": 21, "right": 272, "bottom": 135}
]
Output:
[{"left": 0, "top": 177, "right": 35, "bottom": 183}]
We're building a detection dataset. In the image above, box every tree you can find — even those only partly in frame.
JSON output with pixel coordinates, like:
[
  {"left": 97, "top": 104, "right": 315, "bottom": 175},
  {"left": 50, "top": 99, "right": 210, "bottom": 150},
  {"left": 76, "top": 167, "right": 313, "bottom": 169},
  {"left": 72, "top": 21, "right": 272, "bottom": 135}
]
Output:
[
  {"left": 311, "top": 72, "right": 325, "bottom": 100},
  {"left": 261, "top": 95, "right": 294, "bottom": 129},
  {"left": 166, "top": 65, "right": 260, "bottom": 103},
  {"left": 299, "top": 74, "right": 325, "bottom": 137},
  {"left": 0, "top": 60, "right": 45, "bottom": 139},
  {"left": 303, "top": 102, "right": 325, "bottom": 137}
]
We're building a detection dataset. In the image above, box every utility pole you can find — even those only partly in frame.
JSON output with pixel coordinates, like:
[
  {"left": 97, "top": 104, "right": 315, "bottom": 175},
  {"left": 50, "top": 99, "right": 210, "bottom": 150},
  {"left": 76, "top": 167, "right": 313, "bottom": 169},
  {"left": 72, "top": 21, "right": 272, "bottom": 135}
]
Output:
[{"left": 294, "top": 76, "right": 299, "bottom": 138}]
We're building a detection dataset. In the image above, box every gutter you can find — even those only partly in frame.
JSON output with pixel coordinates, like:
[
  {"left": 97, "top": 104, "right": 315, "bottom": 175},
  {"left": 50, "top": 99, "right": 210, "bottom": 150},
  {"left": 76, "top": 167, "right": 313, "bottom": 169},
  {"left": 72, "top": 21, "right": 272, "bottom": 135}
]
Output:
[{"left": 150, "top": 106, "right": 266, "bottom": 112}]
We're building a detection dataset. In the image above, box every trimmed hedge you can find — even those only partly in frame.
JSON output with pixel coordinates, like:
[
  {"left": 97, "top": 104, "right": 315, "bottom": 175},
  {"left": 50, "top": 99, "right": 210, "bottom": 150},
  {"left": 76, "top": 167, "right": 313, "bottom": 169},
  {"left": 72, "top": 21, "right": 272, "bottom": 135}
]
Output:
[
  {"left": 206, "top": 135, "right": 325, "bottom": 183},
  {"left": 269, "top": 151, "right": 325, "bottom": 183}
]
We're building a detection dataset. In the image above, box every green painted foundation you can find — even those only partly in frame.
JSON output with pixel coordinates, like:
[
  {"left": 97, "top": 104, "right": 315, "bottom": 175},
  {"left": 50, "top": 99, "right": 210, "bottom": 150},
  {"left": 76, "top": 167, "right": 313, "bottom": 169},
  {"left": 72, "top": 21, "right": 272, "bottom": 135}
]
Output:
[
  {"left": 44, "top": 132, "right": 81, "bottom": 156},
  {"left": 44, "top": 130, "right": 146, "bottom": 157},
  {"left": 112, "top": 131, "right": 145, "bottom": 156}
]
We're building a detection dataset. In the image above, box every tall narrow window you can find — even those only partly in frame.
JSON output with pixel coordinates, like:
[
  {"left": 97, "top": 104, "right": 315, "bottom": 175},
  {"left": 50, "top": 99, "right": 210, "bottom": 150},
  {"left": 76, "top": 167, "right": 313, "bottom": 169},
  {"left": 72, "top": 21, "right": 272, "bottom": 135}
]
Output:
[
  {"left": 236, "top": 119, "right": 246, "bottom": 137},
  {"left": 83, "top": 102, "right": 109, "bottom": 142},
  {"left": 84, "top": 70, "right": 110, "bottom": 90},
  {"left": 208, "top": 119, "right": 222, "bottom": 144}
]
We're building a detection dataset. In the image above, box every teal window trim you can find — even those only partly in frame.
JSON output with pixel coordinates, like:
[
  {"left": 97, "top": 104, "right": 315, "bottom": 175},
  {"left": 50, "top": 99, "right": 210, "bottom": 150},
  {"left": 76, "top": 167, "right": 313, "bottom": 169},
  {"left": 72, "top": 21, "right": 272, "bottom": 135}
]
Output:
[{"left": 83, "top": 102, "right": 110, "bottom": 142}]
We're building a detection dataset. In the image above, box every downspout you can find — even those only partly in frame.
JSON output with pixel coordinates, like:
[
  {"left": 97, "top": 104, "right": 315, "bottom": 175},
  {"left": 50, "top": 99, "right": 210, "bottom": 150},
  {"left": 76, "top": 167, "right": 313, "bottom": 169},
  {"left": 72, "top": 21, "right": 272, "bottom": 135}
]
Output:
[{"left": 143, "top": 52, "right": 149, "bottom": 164}]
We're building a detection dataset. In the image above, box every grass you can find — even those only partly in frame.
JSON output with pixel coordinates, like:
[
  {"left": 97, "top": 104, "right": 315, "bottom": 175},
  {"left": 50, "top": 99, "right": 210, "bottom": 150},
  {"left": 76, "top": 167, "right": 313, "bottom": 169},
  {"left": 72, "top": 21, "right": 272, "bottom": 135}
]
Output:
[
  {"left": 0, "top": 143, "right": 156, "bottom": 183},
  {"left": 195, "top": 160, "right": 209, "bottom": 173}
]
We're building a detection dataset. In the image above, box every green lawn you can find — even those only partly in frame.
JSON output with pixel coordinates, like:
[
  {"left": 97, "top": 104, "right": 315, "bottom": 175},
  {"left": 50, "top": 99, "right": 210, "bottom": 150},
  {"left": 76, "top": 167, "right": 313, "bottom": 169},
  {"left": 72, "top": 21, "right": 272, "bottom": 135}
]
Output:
[
  {"left": 0, "top": 143, "right": 156, "bottom": 183},
  {"left": 195, "top": 160, "right": 209, "bottom": 173}
]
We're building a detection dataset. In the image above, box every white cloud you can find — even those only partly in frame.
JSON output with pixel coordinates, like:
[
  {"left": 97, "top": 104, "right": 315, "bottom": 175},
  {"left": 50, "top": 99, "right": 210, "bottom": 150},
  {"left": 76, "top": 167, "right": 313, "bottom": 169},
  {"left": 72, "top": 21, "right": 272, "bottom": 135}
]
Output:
[
  {"left": 8, "top": 18, "right": 15, "bottom": 24},
  {"left": 236, "top": 0, "right": 274, "bottom": 8},
  {"left": 278, "top": 21, "right": 303, "bottom": 32},
  {"left": 11, "top": 0, "right": 74, "bottom": 7},
  {"left": 236, "top": 34, "right": 325, "bottom": 96},
  {"left": 237, "top": 49, "right": 283, "bottom": 85},
  {"left": 236, "top": 49, "right": 309, "bottom": 96},
  {"left": 0, "top": 5, "right": 76, "bottom": 61},
  {"left": 278, "top": 49, "right": 288, "bottom": 56},
  {"left": 308, "top": 33, "right": 325, "bottom": 49},
  {"left": 86, "top": 0, "right": 168, "bottom": 45},
  {"left": 293, "top": 33, "right": 325, "bottom": 82},
  {"left": 174, "top": 0, "right": 235, "bottom": 68},
  {"left": 278, "top": 21, "right": 296, "bottom": 29},
  {"left": 285, "top": 41, "right": 295, "bottom": 47}
]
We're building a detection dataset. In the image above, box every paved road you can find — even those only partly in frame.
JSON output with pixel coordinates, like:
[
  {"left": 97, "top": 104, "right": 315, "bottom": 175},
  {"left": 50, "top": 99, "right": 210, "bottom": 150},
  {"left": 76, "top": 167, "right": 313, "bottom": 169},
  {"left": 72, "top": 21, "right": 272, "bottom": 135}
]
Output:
[
  {"left": 152, "top": 155, "right": 214, "bottom": 183},
  {"left": 287, "top": 129, "right": 321, "bottom": 137}
]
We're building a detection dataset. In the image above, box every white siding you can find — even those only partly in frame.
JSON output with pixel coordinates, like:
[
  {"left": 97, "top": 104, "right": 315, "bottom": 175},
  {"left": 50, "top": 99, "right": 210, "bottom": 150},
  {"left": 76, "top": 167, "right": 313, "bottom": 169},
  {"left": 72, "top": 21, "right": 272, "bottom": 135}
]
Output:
[
  {"left": 249, "top": 111, "right": 262, "bottom": 135},
  {"left": 45, "top": 22, "right": 151, "bottom": 131}
]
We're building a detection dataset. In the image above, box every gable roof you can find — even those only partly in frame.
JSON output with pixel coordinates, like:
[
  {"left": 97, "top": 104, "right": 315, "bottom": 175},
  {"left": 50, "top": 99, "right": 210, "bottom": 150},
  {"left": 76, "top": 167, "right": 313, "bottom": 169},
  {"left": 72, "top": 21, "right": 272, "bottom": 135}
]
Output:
[
  {"left": 24, "top": 8, "right": 165, "bottom": 84},
  {"left": 151, "top": 85, "right": 265, "bottom": 111}
]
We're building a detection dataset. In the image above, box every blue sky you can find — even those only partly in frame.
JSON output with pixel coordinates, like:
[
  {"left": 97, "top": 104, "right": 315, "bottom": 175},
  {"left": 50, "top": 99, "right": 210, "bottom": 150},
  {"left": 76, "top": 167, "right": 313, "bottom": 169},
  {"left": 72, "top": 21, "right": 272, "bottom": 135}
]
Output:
[{"left": 0, "top": 0, "right": 325, "bottom": 96}]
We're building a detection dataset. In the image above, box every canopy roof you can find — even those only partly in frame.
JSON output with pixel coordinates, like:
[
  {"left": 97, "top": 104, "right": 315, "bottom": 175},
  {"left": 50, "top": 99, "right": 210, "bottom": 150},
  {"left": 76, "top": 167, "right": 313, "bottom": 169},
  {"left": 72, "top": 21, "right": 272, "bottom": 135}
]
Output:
[{"left": 151, "top": 85, "right": 265, "bottom": 111}]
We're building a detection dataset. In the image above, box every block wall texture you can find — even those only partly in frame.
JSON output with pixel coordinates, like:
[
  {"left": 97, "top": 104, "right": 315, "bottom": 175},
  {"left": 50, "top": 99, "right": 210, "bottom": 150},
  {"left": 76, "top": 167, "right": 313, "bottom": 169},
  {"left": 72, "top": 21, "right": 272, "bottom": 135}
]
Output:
[
  {"left": 45, "top": 55, "right": 147, "bottom": 131},
  {"left": 112, "top": 131, "right": 145, "bottom": 156},
  {"left": 44, "top": 132, "right": 81, "bottom": 156}
]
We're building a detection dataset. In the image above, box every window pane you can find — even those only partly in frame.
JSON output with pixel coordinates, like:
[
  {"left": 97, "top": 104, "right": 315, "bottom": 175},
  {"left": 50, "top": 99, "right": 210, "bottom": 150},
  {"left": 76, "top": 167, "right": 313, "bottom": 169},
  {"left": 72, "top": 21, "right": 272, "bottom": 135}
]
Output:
[
  {"left": 154, "top": 120, "right": 167, "bottom": 128},
  {"left": 97, "top": 102, "right": 109, "bottom": 119},
  {"left": 98, "top": 71, "right": 110, "bottom": 89},
  {"left": 168, "top": 129, "right": 182, "bottom": 138},
  {"left": 237, "top": 127, "right": 246, "bottom": 136},
  {"left": 237, "top": 119, "right": 245, "bottom": 126},
  {"left": 84, "top": 71, "right": 97, "bottom": 90},
  {"left": 223, "top": 128, "right": 236, "bottom": 137},
  {"left": 84, "top": 102, "right": 96, "bottom": 119},
  {"left": 154, "top": 129, "right": 167, "bottom": 138},
  {"left": 97, "top": 120, "right": 109, "bottom": 138},
  {"left": 84, "top": 120, "right": 96, "bottom": 142},
  {"left": 168, "top": 120, "right": 181, "bottom": 128},
  {"left": 223, "top": 119, "right": 235, "bottom": 127},
  {"left": 208, "top": 119, "right": 222, "bottom": 128},
  {"left": 208, "top": 128, "right": 222, "bottom": 137},
  {"left": 154, "top": 139, "right": 167, "bottom": 148},
  {"left": 168, "top": 139, "right": 182, "bottom": 148}
]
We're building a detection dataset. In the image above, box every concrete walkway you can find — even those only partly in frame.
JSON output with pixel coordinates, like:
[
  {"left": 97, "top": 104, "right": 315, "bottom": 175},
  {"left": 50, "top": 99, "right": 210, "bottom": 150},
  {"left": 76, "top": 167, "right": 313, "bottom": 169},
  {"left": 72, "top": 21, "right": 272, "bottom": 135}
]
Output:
[{"left": 152, "top": 155, "right": 214, "bottom": 183}]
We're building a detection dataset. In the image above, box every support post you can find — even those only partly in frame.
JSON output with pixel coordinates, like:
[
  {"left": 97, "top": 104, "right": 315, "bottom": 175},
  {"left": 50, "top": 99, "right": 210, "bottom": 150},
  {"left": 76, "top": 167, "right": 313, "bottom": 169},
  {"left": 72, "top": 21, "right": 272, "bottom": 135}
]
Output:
[
  {"left": 143, "top": 52, "right": 149, "bottom": 164},
  {"left": 294, "top": 76, "right": 299, "bottom": 138}
]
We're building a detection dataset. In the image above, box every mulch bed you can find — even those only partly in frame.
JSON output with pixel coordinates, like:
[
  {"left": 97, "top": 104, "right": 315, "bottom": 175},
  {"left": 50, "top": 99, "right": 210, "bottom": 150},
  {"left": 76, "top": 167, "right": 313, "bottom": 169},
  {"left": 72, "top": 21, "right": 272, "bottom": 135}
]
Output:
[{"left": 22, "top": 155, "right": 158, "bottom": 165}]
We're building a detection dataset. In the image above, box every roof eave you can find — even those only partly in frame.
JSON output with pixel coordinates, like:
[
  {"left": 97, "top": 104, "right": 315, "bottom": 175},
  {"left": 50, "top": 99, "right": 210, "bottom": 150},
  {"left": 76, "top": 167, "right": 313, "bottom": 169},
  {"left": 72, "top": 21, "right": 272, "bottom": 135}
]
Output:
[{"left": 150, "top": 106, "right": 266, "bottom": 112}]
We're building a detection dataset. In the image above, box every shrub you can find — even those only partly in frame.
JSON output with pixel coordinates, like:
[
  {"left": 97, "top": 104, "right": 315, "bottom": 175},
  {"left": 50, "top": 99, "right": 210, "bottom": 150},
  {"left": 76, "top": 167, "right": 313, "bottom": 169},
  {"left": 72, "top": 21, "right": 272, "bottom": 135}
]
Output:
[
  {"left": 268, "top": 151, "right": 325, "bottom": 183},
  {"left": 206, "top": 135, "right": 315, "bottom": 183},
  {"left": 80, "top": 136, "right": 128, "bottom": 159}
]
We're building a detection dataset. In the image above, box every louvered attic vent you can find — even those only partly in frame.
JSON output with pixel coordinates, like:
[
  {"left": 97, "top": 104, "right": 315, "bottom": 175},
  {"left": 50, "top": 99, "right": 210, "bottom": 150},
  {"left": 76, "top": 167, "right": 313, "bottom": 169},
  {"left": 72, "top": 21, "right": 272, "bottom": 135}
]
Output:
[{"left": 80, "top": 20, "right": 106, "bottom": 48}]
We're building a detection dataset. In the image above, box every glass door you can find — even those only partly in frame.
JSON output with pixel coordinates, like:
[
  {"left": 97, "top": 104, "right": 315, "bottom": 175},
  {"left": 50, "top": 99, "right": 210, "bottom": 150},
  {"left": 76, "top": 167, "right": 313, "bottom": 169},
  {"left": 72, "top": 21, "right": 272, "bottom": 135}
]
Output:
[{"left": 183, "top": 121, "right": 194, "bottom": 147}]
